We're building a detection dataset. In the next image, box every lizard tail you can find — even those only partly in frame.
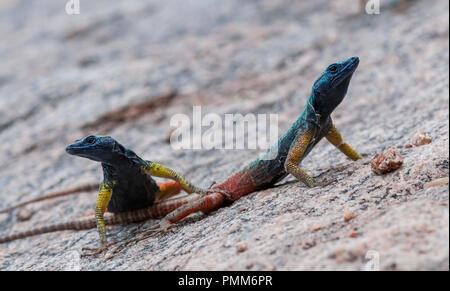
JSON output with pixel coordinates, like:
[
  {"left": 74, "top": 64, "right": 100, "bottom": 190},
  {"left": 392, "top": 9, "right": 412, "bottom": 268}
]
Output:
[
  {"left": 0, "top": 218, "right": 97, "bottom": 243},
  {"left": 0, "top": 194, "right": 199, "bottom": 244},
  {"left": 0, "top": 183, "right": 99, "bottom": 214}
]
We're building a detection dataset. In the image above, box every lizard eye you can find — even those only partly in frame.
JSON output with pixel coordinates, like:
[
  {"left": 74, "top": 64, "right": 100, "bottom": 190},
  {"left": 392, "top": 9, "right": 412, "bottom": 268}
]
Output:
[
  {"left": 327, "top": 64, "right": 338, "bottom": 73},
  {"left": 85, "top": 136, "right": 96, "bottom": 144}
]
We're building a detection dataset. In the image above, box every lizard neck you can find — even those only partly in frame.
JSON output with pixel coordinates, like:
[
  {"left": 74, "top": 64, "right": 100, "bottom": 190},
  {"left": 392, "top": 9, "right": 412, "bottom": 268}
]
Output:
[
  {"left": 101, "top": 148, "right": 146, "bottom": 182},
  {"left": 287, "top": 94, "right": 326, "bottom": 135},
  {"left": 101, "top": 163, "right": 118, "bottom": 183},
  {"left": 307, "top": 93, "right": 331, "bottom": 123},
  {"left": 102, "top": 146, "right": 147, "bottom": 168}
]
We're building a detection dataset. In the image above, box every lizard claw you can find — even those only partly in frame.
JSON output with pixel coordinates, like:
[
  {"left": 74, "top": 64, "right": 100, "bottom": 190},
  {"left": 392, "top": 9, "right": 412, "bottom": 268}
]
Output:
[
  {"left": 314, "top": 177, "right": 337, "bottom": 187},
  {"left": 198, "top": 187, "right": 232, "bottom": 199},
  {"left": 81, "top": 242, "right": 117, "bottom": 258},
  {"left": 199, "top": 181, "right": 232, "bottom": 198},
  {"left": 206, "top": 188, "right": 232, "bottom": 199},
  {"left": 83, "top": 224, "right": 170, "bottom": 259},
  {"left": 207, "top": 181, "right": 217, "bottom": 189}
]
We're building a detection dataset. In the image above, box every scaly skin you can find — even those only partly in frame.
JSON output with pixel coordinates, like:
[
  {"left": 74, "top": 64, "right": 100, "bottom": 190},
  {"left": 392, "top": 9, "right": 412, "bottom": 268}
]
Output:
[{"left": 162, "top": 56, "right": 362, "bottom": 225}]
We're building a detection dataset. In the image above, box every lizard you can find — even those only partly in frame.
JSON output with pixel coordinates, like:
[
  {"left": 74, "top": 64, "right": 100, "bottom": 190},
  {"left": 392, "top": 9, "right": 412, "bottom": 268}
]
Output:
[
  {"left": 0, "top": 135, "right": 226, "bottom": 245},
  {"left": 153, "top": 56, "right": 363, "bottom": 229}
]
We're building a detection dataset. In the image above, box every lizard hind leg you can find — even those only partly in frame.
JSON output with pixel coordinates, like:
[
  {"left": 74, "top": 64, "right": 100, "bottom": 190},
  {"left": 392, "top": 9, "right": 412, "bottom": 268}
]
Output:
[{"left": 162, "top": 192, "right": 225, "bottom": 225}]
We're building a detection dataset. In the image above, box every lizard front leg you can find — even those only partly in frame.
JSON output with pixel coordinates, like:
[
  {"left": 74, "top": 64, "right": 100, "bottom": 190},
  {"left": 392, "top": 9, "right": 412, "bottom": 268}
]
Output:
[
  {"left": 95, "top": 181, "right": 114, "bottom": 244},
  {"left": 325, "top": 124, "right": 362, "bottom": 161},
  {"left": 284, "top": 130, "right": 333, "bottom": 187},
  {"left": 142, "top": 161, "right": 229, "bottom": 197}
]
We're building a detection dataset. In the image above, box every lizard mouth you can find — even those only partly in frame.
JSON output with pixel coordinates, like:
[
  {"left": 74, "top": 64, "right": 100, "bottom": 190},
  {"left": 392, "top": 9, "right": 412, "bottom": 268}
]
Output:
[
  {"left": 331, "top": 56, "right": 359, "bottom": 88},
  {"left": 66, "top": 144, "right": 90, "bottom": 156},
  {"left": 66, "top": 145, "right": 103, "bottom": 162},
  {"left": 65, "top": 144, "right": 78, "bottom": 155},
  {"left": 65, "top": 144, "right": 87, "bottom": 155}
]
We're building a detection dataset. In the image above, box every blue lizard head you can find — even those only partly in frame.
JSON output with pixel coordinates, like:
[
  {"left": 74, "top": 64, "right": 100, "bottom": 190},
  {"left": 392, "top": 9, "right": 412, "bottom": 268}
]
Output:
[
  {"left": 311, "top": 56, "right": 359, "bottom": 117},
  {"left": 66, "top": 135, "right": 139, "bottom": 165}
]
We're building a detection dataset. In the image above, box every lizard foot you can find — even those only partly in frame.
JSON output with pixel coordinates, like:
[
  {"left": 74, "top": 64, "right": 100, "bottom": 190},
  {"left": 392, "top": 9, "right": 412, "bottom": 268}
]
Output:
[
  {"left": 100, "top": 223, "right": 175, "bottom": 259},
  {"left": 210, "top": 188, "right": 232, "bottom": 199},
  {"left": 80, "top": 242, "right": 117, "bottom": 258},
  {"left": 199, "top": 187, "right": 232, "bottom": 199},
  {"left": 314, "top": 177, "right": 337, "bottom": 187},
  {"left": 201, "top": 181, "right": 232, "bottom": 199}
]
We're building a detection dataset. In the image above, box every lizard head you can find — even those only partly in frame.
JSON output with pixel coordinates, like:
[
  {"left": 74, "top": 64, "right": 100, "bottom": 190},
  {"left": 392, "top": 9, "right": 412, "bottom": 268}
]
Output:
[
  {"left": 66, "top": 135, "right": 128, "bottom": 164},
  {"left": 311, "top": 56, "right": 359, "bottom": 117}
]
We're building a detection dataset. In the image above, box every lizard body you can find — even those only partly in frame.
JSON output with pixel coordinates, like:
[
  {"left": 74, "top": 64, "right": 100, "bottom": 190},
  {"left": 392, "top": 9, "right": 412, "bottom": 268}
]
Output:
[{"left": 161, "top": 56, "right": 362, "bottom": 225}]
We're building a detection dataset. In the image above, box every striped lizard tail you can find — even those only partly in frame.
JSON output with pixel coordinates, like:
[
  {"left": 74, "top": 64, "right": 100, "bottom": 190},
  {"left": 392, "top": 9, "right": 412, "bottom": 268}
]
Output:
[{"left": 0, "top": 194, "right": 199, "bottom": 244}]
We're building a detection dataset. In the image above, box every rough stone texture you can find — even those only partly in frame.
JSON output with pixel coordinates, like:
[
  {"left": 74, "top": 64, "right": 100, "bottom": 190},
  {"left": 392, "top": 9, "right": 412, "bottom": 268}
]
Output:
[{"left": 0, "top": 0, "right": 448, "bottom": 270}]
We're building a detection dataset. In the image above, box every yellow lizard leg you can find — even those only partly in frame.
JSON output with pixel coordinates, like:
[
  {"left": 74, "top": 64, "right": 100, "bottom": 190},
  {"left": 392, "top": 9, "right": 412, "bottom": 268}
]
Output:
[
  {"left": 142, "top": 162, "right": 231, "bottom": 198},
  {"left": 284, "top": 130, "right": 321, "bottom": 187},
  {"left": 325, "top": 125, "right": 362, "bottom": 161},
  {"left": 95, "top": 181, "right": 114, "bottom": 244},
  {"left": 142, "top": 161, "right": 208, "bottom": 194}
]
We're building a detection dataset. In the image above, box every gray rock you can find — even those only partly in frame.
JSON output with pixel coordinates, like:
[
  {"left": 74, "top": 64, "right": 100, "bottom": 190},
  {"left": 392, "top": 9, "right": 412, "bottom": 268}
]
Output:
[{"left": 0, "top": 0, "right": 448, "bottom": 270}]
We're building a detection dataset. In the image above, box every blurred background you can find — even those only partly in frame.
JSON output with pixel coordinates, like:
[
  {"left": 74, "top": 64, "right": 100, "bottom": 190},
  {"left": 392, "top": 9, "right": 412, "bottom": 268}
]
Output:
[{"left": 0, "top": 0, "right": 448, "bottom": 270}]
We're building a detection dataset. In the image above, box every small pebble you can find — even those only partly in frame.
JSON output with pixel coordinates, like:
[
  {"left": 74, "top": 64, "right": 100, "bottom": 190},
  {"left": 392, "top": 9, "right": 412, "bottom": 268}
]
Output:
[
  {"left": 411, "top": 131, "right": 432, "bottom": 146},
  {"left": 371, "top": 147, "right": 403, "bottom": 175},
  {"left": 349, "top": 231, "right": 358, "bottom": 238},
  {"left": 104, "top": 252, "right": 113, "bottom": 260},
  {"left": 302, "top": 239, "right": 316, "bottom": 250},
  {"left": 236, "top": 244, "right": 248, "bottom": 253},
  {"left": 344, "top": 211, "right": 355, "bottom": 222},
  {"left": 16, "top": 208, "right": 33, "bottom": 221},
  {"left": 310, "top": 224, "right": 322, "bottom": 232}
]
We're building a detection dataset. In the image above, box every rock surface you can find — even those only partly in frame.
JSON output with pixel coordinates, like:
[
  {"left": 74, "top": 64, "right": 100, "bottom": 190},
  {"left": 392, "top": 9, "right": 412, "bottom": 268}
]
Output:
[{"left": 0, "top": 0, "right": 448, "bottom": 270}]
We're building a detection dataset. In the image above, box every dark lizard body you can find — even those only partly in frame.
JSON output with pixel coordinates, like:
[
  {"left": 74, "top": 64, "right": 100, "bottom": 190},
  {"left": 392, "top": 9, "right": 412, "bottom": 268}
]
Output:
[{"left": 161, "top": 56, "right": 362, "bottom": 225}]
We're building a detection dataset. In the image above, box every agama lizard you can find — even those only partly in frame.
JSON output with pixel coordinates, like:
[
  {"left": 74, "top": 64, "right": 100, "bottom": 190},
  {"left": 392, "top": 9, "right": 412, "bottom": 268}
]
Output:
[
  {"left": 155, "top": 56, "right": 362, "bottom": 228},
  {"left": 0, "top": 136, "right": 223, "bottom": 245}
]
